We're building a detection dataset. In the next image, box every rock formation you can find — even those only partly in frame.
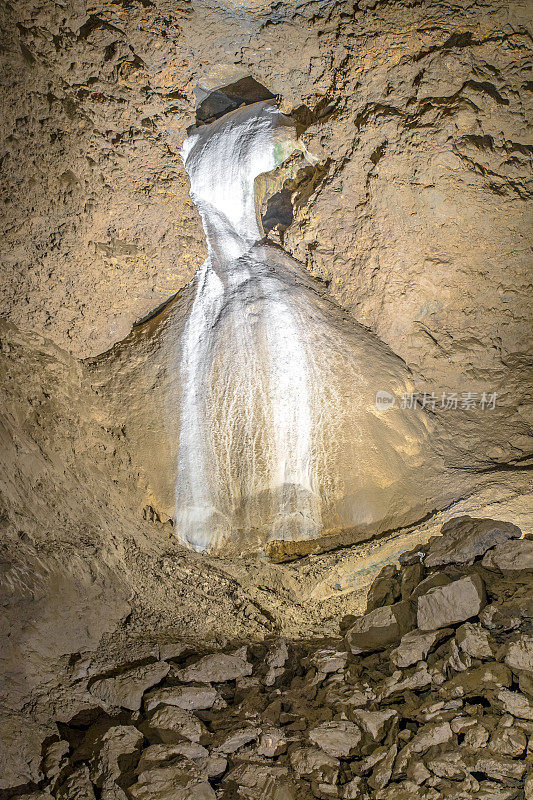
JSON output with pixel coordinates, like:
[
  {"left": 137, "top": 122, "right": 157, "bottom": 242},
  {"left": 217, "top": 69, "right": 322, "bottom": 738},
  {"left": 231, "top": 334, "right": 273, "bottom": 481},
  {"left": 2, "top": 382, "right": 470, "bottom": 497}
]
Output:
[{"left": 0, "top": 0, "right": 531, "bottom": 797}]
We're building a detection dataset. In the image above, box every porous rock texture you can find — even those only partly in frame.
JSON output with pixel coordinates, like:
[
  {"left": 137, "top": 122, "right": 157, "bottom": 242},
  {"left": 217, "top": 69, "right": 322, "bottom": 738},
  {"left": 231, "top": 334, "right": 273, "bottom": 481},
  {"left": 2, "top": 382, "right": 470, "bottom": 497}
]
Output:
[
  {"left": 1, "top": 516, "right": 532, "bottom": 798},
  {"left": 1, "top": 0, "right": 532, "bottom": 796}
]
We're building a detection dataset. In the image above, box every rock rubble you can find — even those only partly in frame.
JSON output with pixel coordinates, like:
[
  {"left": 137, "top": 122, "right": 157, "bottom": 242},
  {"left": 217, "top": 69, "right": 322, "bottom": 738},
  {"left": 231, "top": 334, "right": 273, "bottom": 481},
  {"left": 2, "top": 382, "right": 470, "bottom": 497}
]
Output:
[{"left": 2, "top": 516, "right": 531, "bottom": 799}]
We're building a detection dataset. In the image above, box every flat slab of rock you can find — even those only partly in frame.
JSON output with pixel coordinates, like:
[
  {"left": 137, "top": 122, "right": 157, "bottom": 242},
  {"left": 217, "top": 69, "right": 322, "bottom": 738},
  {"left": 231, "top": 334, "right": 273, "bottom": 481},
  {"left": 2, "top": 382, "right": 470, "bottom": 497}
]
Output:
[
  {"left": 89, "top": 662, "right": 170, "bottom": 711},
  {"left": 417, "top": 574, "right": 486, "bottom": 630},
  {"left": 482, "top": 538, "right": 533, "bottom": 573},
  {"left": 144, "top": 685, "right": 219, "bottom": 713},
  {"left": 176, "top": 647, "right": 252, "bottom": 683},
  {"left": 308, "top": 720, "right": 362, "bottom": 758},
  {"left": 423, "top": 516, "right": 522, "bottom": 568},
  {"left": 345, "top": 601, "right": 414, "bottom": 654}
]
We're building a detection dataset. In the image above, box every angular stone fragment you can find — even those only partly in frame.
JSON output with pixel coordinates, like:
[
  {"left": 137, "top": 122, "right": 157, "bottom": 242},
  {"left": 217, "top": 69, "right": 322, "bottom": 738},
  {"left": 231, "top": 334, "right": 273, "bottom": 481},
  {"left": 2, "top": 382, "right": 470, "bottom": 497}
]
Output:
[
  {"left": 482, "top": 537, "right": 533, "bottom": 573},
  {"left": 496, "top": 688, "right": 533, "bottom": 719},
  {"left": 394, "top": 721, "right": 453, "bottom": 774},
  {"left": 137, "top": 743, "right": 209, "bottom": 772},
  {"left": 416, "top": 574, "right": 485, "bottom": 630},
  {"left": 311, "top": 647, "right": 348, "bottom": 680},
  {"left": 141, "top": 705, "right": 209, "bottom": 744},
  {"left": 345, "top": 601, "right": 414, "bottom": 654},
  {"left": 214, "top": 726, "right": 260, "bottom": 754},
  {"left": 128, "top": 761, "right": 215, "bottom": 800},
  {"left": 470, "top": 753, "right": 526, "bottom": 782},
  {"left": 379, "top": 661, "right": 431, "bottom": 700},
  {"left": 410, "top": 572, "right": 452, "bottom": 602},
  {"left": 423, "top": 516, "right": 522, "bottom": 568},
  {"left": 90, "top": 725, "right": 143, "bottom": 788},
  {"left": 425, "top": 750, "right": 468, "bottom": 779},
  {"left": 89, "top": 661, "right": 170, "bottom": 711},
  {"left": 368, "top": 743, "right": 396, "bottom": 790},
  {"left": 390, "top": 628, "right": 449, "bottom": 668},
  {"left": 257, "top": 728, "right": 288, "bottom": 757},
  {"left": 176, "top": 647, "right": 252, "bottom": 683},
  {"left": 456, "top": 622, "right": 493, "bottom": 659},
  {"left": 56, "top": 765, "right": 96, "bottom": 800},
  {"left": 442, "top": 662, "right": 511, "bottom": 699},
  {"left": 289, "top": 747, "right": 340, "bottom": 783},
  {"left": 365, "top": 564, "right": 400, "bottom": 612},
  {"left": 222, "top": 762, "right": 295, "bottom": 799},
  {"left": 504, "top": 634, "right": 533, "bottom": 673},
  {"left": 489, "top": 724, "right": 527, "bottom": 757},
  {"left": 42, "top": 738, "right": 70, "bottom": 788},
  {"left": 351, "top": 709, "right": 396, "bottom": 740},
  {"left": 308, "top": 720, "right": 362, "bottom": 758},
  {"left": 264, "top": 639, "right": 289, "bottom": 686},
  {"left": 144, "top": 685, "right": 219, "bottom": 713}
]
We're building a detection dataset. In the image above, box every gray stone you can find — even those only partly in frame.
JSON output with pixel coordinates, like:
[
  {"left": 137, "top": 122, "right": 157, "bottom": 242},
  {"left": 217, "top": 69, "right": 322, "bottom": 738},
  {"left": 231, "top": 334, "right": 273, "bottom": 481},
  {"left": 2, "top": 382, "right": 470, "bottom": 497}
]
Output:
[
  {"left": 423, "top": 516, "right": 522, "bottom": 568},
  {"left": 456, "top": 622, "right": 493, "bottom": 659},
  {"left": 345, "top": 601, "right": 414, "bottom": 654},
  {"left": 128, "top": 761, "right": 215, "bottom": 800},
  {"left": 417, "top": 574, "right": 485, "bottom": 630},
  {"left": 496, "top": 688, "right": 533, "bottom": 720},
  {"left": 368, "top": 743, "right": 396, "bottom": 790},
  {"left": 308, "top": 720, "right": 362, "bottom": 758},
  {"left": 144, "top": 685, "right": 219, "bottom": 713},
  {"left": 56, "top": 766, "right": 96, "bottom": 800},
  {"left": 489, "top": 724, "right": 527, "bottom": 757},
  {"left": 351, "top": 709, "right": 397, "bottom": 740},
  {"left": 89, "top": 661, "right": 170, "bottom": 711},
  {"left": 504, "top": 634, "right": 533, "bottom": 673},
  {"left": 394, "top": 722, "right": 453, "bottom": 775},
  {"left": 482, "top": 537, "right": 533, "bottom": 573},
  {"left": 89, "top": 725, "right": 143, "bottom": 788},
  {"left": 214, "top": 726, "right": 260, "bottom": 754},
  {"left": 390, "top": 628, "right": 449, "bottom": 668},
  {"left": 141, "top": 705, "right": 209, "bottom": 744},
  {"left": 289, "top": 747, "right": 340, "bottom": 783},
  {"left": 176, "top": 647, "right": 252, "bottom": 683}
]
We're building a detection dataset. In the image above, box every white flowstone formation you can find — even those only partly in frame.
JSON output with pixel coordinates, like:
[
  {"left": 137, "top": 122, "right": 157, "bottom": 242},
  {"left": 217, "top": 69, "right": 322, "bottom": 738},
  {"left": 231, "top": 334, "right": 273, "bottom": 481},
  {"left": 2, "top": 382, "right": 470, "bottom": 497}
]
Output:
[{"left": 175, "top": 100, "right": 440, "bottom": 554}]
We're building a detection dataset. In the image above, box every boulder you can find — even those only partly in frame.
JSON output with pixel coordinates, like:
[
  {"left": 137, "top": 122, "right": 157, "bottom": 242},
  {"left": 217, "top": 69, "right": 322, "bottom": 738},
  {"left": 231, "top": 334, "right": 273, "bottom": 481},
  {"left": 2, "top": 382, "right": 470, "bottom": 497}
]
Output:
[
  {"left": 89, "top": 725, "right": 143, "bottom": 789},
  {"left": 345, "top": 601, "right": 414, "bottom": 654},
  {"left": 482, "top": 538, "right": 533, "bottom": 574},
  {"left": 308, "top": 720, "right": 362, "bottom": 758},
  {"left": 141, "top": 705, "right": 209, "bottom": 744},
  {"left": 89, "top": 662, "right": 170, "bottom": 711},
  {"left": 423, "top": 516, "right": 522, "bottom": 568},
  {"left": 390, "top": 629, "right": 450, "bottom": 668},
  {"left": 176, "top": 647, "right": 252, "bottom": 683},
  {"left": 289, "top": 747, "right": 340, "bottom": 783},
  {"left": 416, "top": 574, "right": 486, "bottom": 630},
  {"left": 144, "top": 685, "right": 219, "bottom": 713},
  {"left": 128, "top": 761, "right": 215, "bottom": 800},
  {"left": 456, "top": 622, "right": 493, "bottom": 659}
]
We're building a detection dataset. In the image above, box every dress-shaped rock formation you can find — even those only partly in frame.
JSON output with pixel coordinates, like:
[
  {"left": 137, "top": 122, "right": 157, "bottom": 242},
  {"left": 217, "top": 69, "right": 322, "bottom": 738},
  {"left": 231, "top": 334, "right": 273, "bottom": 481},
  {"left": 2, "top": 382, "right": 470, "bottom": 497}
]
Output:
[{"left": 171, "top": 101, "right": 444, "bottom": 553}]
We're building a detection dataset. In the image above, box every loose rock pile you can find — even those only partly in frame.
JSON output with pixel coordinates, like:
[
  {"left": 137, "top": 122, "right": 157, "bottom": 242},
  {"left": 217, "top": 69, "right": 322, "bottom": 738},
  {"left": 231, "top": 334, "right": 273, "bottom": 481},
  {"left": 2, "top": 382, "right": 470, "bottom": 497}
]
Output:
[{"left": 5, "top": 516, "right": 532, "bottom": 800}]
